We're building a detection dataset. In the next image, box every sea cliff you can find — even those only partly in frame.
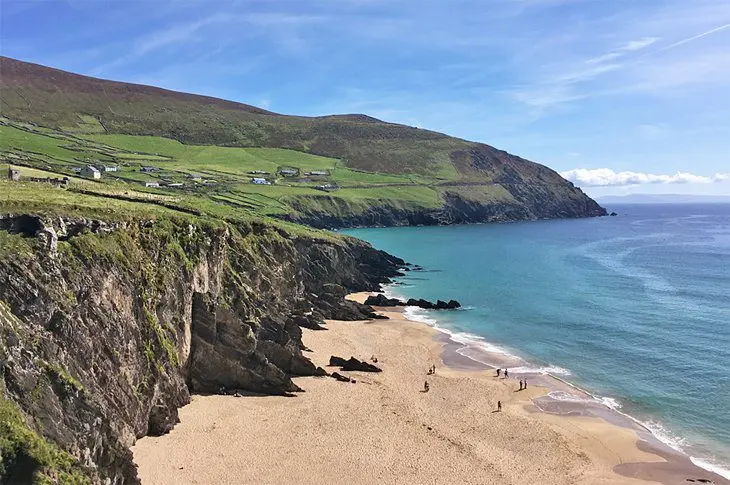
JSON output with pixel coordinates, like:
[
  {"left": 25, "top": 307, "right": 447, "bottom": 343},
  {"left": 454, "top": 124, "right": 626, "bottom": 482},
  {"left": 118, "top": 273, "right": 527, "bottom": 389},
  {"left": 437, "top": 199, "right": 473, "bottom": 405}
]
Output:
[{"left": 0, "top": 214, "right": 403, "bottom": 483}]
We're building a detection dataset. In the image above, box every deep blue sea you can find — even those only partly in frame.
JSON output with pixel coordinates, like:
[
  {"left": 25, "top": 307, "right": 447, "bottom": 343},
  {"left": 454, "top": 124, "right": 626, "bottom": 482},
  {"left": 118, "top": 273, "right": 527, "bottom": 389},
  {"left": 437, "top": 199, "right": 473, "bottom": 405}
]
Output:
[{"left": 344, "top": 203, "right": 730, "bottom": 477}]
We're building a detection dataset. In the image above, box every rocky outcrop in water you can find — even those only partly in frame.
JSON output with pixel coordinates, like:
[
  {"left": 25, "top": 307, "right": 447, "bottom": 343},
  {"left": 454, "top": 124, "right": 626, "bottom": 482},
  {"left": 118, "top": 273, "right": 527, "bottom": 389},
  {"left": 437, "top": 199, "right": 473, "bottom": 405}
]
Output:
[
  {"left": 364, "top": 294, "right": 461, "bottom": 310},
  {"left": 0, "top": 214, "right": 403, "bottom": 484}
]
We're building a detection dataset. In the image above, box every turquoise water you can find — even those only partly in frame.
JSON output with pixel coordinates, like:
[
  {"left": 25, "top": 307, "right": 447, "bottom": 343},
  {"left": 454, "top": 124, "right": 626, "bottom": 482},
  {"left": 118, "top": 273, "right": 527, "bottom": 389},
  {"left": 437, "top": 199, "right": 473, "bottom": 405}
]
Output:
[{"left": 344, "top": 203, "right": 730, "bottom": 477}]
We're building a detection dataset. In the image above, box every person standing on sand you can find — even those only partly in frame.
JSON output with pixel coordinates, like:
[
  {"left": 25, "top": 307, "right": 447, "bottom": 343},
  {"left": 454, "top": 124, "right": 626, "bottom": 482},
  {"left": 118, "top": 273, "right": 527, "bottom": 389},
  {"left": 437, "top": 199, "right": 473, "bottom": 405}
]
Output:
[
  {"left": 424, "top": 381, "right": 430, "bottom": 392},
  {"left": 519, "top": 380, "right": 523, "bottom": 391},
  {"left": 497, "top": 400, "right": 502, "bottom": 412},
  {"left": 504, "top": 369, "right": 509, "bottom": 378},
  {"left": 524, "top": 379, "right": 527, "bottom": 389}
]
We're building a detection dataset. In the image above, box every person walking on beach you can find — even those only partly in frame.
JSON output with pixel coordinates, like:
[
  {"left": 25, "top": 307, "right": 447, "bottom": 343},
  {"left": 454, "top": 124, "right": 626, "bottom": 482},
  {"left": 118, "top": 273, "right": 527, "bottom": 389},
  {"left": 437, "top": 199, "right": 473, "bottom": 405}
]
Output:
[
  {"left": 423, "top": 381, "right": 430, "bottom": 392},
  {"left": 524, "top": 379, "right": 527, "bottom": 389},
  {"left": 519, "top": 380, "right": 523, "bottom": 391},
  {"left": 497, "top": 400, "right": 502, "bottom": 412},
  {"left": 504, "top": 369, "right": 508, "bottom": 378},
  {"left": 496, "top": 368, "right": 501, "bottom": 378}
]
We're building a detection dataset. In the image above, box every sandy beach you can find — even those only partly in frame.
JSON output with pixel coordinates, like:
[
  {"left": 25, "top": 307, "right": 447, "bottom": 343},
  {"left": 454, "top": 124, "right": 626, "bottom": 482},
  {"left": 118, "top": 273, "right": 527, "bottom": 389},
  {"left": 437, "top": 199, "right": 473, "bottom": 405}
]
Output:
[{"left": 132, "top": 294, "right": 727, "bottom": 485}]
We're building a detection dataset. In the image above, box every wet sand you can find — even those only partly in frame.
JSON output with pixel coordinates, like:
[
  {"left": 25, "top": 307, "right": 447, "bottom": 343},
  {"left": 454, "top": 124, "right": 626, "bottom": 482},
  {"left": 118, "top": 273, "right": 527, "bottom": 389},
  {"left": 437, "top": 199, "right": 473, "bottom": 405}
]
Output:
[{"left": 132, "top": 294, "right": 727, "bottom": 484}]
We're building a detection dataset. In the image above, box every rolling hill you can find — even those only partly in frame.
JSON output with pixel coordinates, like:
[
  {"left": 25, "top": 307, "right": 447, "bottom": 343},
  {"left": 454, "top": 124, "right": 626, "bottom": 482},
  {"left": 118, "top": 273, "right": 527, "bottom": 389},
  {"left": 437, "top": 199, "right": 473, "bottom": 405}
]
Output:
[{"left": 0, "top": 56, "right": 605, "bottom": 227}]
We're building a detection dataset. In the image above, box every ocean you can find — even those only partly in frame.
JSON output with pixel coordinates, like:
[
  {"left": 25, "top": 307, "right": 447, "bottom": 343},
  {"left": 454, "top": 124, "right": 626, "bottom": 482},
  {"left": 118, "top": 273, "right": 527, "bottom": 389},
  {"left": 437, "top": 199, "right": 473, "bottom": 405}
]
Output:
[{"left": 343, "top": 203, "right": 730, "bottom": 478}]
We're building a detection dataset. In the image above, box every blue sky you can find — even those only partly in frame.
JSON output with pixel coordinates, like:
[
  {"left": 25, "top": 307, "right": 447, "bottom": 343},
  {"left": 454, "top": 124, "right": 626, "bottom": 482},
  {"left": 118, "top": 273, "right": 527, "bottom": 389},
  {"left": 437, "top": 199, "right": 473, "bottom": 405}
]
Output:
[{"left": 2, "top": 0, "right": 729, "bottom": 196}]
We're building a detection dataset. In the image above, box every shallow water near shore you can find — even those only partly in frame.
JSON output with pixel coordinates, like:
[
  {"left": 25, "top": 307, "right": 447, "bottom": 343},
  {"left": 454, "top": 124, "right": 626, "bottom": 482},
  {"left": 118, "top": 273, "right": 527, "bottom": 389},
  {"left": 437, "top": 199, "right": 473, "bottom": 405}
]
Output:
[{"left": 344, "top": 203, "right": 730, "bottom": 478}]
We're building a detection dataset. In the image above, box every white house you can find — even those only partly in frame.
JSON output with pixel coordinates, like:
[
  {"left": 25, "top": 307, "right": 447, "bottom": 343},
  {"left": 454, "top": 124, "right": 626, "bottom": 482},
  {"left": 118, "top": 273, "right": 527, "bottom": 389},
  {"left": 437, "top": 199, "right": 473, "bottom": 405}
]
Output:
[
  {"left": 279, "top": 169, "right": 297, "bottom": 176},
  {"left": 103, "top": 165, "right": 120, "bottom": 172},
  {"left": 81, "top": 165, "right": 101, "bottom": 179},
  {"left": 251, "top": 177, "right": 270, "bottom": 185},
  {"left": 145, "top": 182, "right": 160, "bottom": 188}
]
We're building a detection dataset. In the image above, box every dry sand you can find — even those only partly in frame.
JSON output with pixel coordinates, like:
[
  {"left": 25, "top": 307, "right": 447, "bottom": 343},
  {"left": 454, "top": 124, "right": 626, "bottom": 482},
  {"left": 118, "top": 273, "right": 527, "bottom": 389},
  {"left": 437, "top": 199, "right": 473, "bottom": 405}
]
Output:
[{"left": 132, "top": 294, "right": 725, "bottom": 484}]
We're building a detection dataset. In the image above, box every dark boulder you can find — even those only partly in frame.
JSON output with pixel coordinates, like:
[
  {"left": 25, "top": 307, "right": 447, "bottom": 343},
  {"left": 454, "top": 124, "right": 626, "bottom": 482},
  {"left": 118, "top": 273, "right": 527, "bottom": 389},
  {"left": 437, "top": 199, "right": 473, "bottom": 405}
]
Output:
[
  {"left": 406, "top": 298, "right": 434, "bottom": 309},
  {"left": 434, "top": 299, "right": 462, "bottom": 310},
  {"left": 405, "top": 297, "right": 461, "bottom": 310},
  {"left": 329, "top": 356, "right": 348, "bottom": 367},
  {"left": 330, "top": 372, "right": 351, "bottom": 382},
  {"left": 369, "top": 313, "right": 389, "bottom": 320},
  {"left": 342, "top": 357, "right": 382, "bottom": 373},
  {"left": 329, "top": 355, "right": 382, "bottom": 373},
  {"left": 315, "top": 367, "right": 328, "bottom": 377},
  {"left": 364, "top": 294, "right": 403, "bottom": 307}
]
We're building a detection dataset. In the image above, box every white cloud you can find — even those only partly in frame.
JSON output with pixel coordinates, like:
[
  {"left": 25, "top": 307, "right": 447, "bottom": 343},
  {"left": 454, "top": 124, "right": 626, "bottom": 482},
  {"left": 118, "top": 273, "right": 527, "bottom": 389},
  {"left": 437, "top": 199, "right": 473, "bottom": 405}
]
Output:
[
  {"left": 622, "top": 37, "right": 659, "bottom": 51},
  {"left": 561, "top": 168, "right": 730, "bottom": 186},
  {"left": 654, "top": 23, "right": 730, "bottom": 54},
  {"left": 587, "top": 37, "right": 658, "bottom": 64}
]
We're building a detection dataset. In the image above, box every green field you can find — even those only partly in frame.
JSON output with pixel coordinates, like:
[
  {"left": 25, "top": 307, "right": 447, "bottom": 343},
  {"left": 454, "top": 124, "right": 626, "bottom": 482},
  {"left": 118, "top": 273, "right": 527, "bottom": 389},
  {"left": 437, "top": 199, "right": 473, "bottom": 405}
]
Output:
[
  {"left": 0, "top": 116, "right": 557, "bottom": 225},
  {"left": 5, "top": 118, "right": 515, "bottom": 224}
]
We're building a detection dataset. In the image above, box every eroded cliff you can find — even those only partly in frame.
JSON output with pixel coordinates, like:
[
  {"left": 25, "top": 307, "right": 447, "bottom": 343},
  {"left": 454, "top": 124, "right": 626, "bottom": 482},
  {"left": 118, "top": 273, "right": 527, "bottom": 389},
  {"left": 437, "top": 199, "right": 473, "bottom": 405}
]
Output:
[{"left": 0, "top": 214, "right": 403, "bottom": 484}]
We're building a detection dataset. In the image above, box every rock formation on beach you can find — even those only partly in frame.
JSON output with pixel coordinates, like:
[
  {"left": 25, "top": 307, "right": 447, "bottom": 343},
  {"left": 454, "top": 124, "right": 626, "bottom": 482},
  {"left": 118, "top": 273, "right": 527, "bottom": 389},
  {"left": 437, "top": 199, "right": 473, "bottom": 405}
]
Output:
[{"left": 329, "top": 356, "right": 382, "bottom": 373}]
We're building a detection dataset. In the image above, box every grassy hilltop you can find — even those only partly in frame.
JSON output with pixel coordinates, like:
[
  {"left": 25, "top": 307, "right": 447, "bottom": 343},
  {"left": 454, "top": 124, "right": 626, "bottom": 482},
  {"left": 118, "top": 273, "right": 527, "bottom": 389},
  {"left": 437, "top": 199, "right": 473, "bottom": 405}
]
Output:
[{"left": 0, "top": 56, "right": 605, "bottom": 226}]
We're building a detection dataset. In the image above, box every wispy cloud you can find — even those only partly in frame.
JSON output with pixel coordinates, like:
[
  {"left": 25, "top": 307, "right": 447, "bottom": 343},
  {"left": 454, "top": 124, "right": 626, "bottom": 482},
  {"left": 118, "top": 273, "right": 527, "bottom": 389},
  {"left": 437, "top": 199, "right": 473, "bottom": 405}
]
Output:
[
  {"left": 135, "top": 14, "right": 229, "bottom": 56},
  {"left": 509, "top": 7, "right": 730, "bottom": 115},
  {"left": 653, "top": 22, "right": 730, "bottom": 53},
  {"left": 91, "top": 11, "right": 327, "bottom": 75},
  {"left": 587, "top": 37, "right": 658, "bottom": 64},
  {"left": 561, "top": 168, "right": 730, "bottom": 186}
]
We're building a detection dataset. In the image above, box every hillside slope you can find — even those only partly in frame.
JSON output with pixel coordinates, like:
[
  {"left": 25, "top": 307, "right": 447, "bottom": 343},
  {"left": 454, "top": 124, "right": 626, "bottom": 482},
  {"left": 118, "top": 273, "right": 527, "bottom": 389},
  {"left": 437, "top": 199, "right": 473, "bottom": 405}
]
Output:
[{"left": 0, "top": 56, "right": 605, "bottom": 225}]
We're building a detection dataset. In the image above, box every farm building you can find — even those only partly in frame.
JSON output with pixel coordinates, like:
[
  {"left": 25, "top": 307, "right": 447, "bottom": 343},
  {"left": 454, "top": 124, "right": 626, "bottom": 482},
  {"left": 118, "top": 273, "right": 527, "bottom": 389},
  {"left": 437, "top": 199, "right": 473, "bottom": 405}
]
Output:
[
  {"left": 164, "top": 183, "right": 184, "bottom": 188},
  {"left": 249, "top": 170, "right": 269, "bottom": 175},
  {"left": 279, "top": 169, "right": 297, "bottom": 176},
  {"left": 140, "top": 166, "right": 160, "bottom": 173},
  {"left": 8, "top": 167, "right": 20, "bottom": 181},
  {"left": 251, "top": 177, "right": 270, "bottom": 185},
  {"left": 315, "top": 184, "right": 339, "bottom": 192},
  {"left": 307, "top": 171, "right": 328, "bottom": 176},
  {"left": 185, "top": 174, "right": 202, "bottom": 181},
  {"left": 144, "top": 182, "right": 160, "bottom": 188},
  {"left": 81, "top": 165, "right": 101, "bottom": 179},
  {"left": 103, "top": 165, "right": 120, "bottom": 172}
]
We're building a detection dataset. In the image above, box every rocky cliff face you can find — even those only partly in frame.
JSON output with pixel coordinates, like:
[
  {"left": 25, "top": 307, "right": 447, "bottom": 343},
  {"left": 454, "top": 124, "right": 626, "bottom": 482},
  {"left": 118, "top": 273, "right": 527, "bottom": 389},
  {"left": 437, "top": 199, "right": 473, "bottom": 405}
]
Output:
[
  {"left": 284, "top": 189, "right": 607, "bottom": 229},
  {"left": 0, "top": 214, "right": 403, "bottom": 484}
]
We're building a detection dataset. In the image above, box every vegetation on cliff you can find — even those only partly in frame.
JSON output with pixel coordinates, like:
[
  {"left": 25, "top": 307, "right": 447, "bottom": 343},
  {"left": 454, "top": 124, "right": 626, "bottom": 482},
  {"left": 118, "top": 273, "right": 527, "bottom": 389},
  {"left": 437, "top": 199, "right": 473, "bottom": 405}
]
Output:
[{"left": 0, "top": 395, "right": 90, "bottom": 485}]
